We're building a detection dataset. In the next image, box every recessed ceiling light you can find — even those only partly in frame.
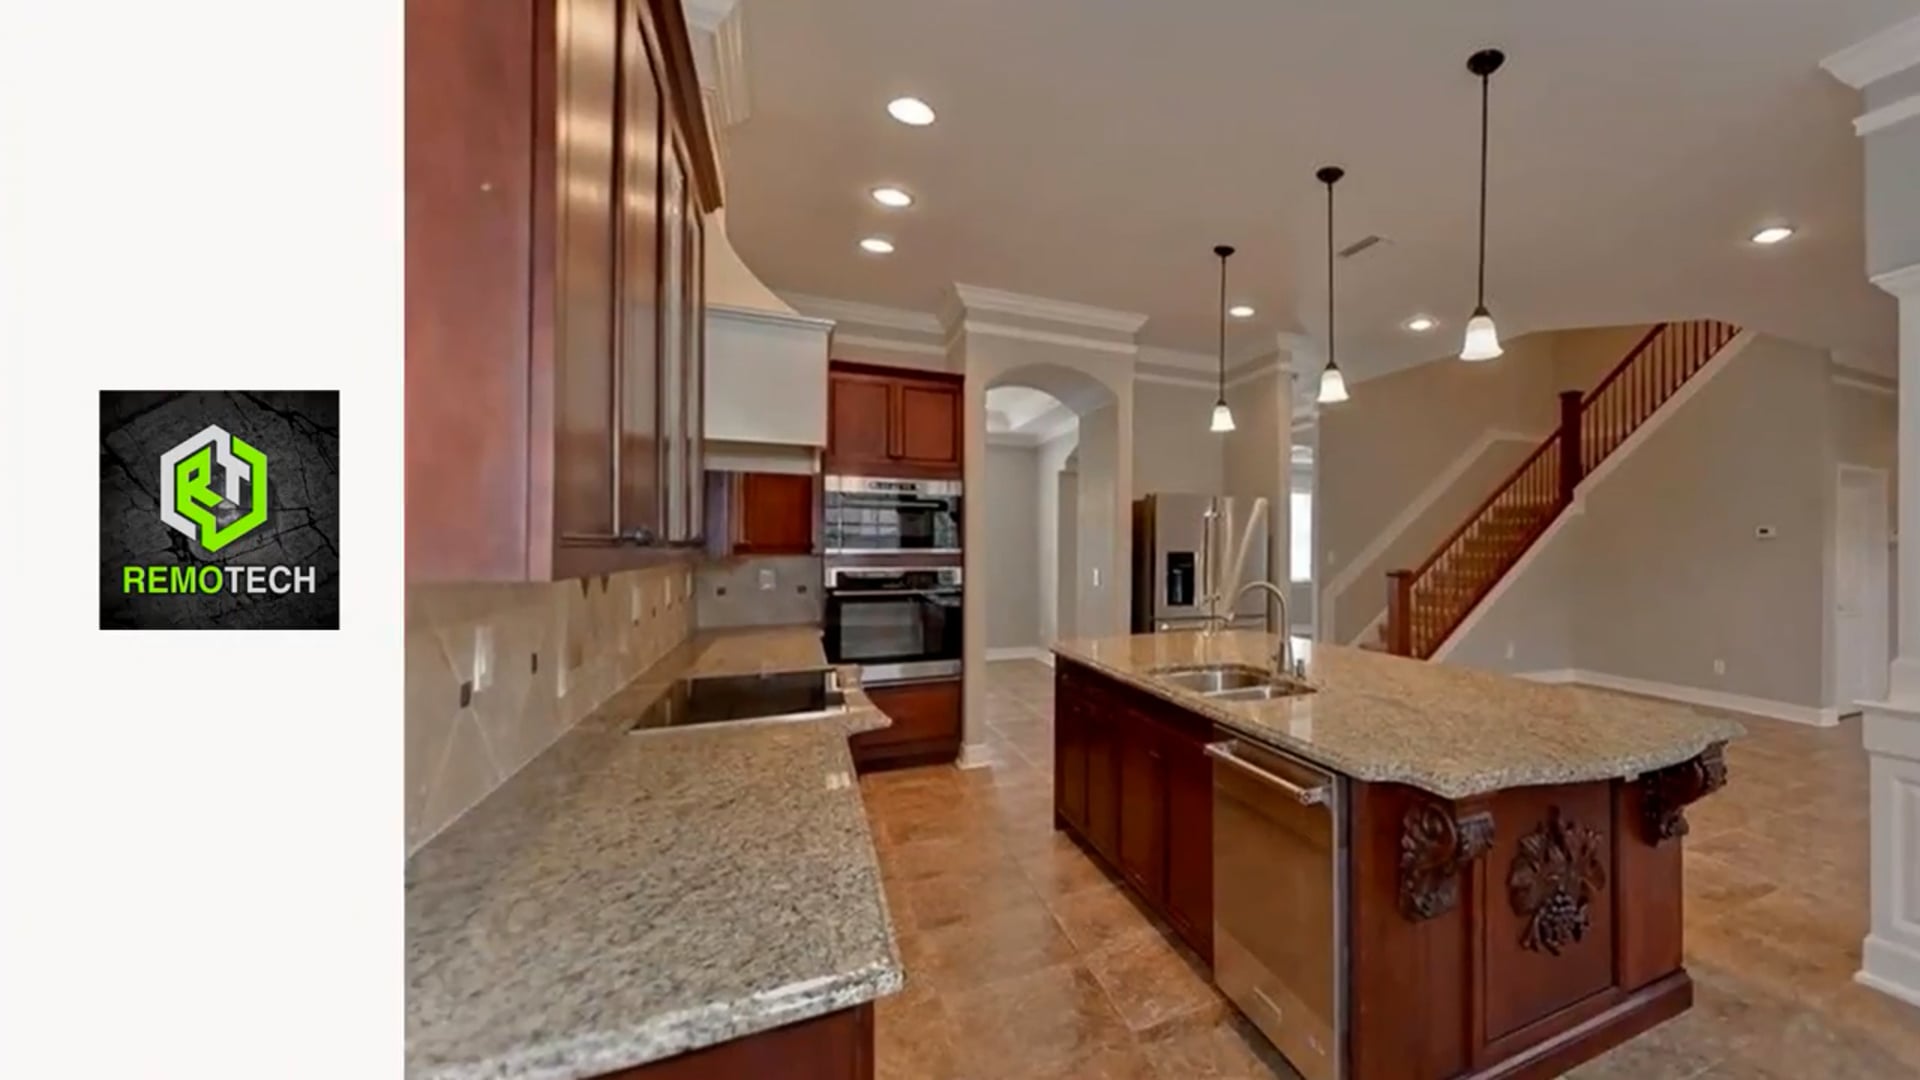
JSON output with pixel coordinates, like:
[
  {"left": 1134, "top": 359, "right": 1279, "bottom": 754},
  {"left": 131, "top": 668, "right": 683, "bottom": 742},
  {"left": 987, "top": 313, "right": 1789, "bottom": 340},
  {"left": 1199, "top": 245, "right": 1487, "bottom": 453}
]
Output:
[
  {"left": 887, "top": 97, "right": 936, "bottom": 126},
  {"left": 1751, "top": 225, "right": 1795, "bottom": 245},
  {"left": 1228, "top": 305, "right": 1256, "bottom": 318},
  {"left": 870, "top": 186, "right": 913, "bottom": 208},
  {"left": 859, "top": 237, "right": 895, "bottom": 254},
  {"left": 1405, "top": 316, "right": 1436, "bottom": 332}
]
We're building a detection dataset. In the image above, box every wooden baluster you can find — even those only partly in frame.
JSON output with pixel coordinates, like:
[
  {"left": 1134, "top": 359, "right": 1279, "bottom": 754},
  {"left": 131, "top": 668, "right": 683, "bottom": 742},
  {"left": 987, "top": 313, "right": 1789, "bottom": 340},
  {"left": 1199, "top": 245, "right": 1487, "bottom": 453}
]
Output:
[{"left": 1387, "top": 570, "right": 1414, "bottom": 656}]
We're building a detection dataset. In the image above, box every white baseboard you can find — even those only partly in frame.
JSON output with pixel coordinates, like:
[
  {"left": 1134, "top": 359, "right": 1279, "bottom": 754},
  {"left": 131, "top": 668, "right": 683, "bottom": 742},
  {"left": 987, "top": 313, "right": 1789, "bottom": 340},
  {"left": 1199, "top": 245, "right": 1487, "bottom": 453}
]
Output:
[
  {"left": 1516, "top": 668, "right": 1840, "bottom": 727},
  {"left": 986, "top": 646, "right": 1051, "bottom": 663},
  {"left": 956, "top": 741, "right": 997, "bottom": 770},
  {"left": 1859, "top": 936, "right": 1920, "bottom": 1008}
]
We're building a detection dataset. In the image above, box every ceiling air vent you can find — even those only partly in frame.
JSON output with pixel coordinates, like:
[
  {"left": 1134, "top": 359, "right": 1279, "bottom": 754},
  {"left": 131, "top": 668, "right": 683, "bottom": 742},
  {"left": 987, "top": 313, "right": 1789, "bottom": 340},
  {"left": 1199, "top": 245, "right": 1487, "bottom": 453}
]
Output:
[{"left": 1338, "top": 234, "right": 1386, "bottom": 259}]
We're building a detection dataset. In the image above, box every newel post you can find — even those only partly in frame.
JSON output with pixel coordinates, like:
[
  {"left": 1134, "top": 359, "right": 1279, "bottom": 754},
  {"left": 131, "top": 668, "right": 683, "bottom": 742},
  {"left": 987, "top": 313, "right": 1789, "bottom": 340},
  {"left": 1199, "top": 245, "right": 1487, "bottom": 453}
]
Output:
[
  {"left": 1557, "top": 389, "right": 1584, "bottom": 506},
  {"left": 1386, "top": 570, "right": 1414, "bottom": 656}
]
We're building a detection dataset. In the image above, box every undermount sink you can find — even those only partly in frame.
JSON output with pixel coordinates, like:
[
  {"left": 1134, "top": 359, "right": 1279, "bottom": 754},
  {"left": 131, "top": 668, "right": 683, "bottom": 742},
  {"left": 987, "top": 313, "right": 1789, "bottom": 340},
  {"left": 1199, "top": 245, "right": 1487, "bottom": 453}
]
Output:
[
  {"left": 1206, "top": 681, "right": 1315, "bottom": 703},
  {"left": 1148, "top": 664, "right": 1274, "bottom": 694}
]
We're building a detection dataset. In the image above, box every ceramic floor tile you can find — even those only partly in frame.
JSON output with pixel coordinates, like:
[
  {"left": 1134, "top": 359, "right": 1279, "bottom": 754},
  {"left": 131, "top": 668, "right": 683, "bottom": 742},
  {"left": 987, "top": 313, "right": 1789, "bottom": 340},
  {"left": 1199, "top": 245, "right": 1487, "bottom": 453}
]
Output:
[
  {"left": 941, "top": 961, "right": 1135, "bottom": 1075},
  {"left": 1081, "top": 921, "right": 1224, "bottom": 1033},
  {"left": 1137, "top": 1003, "right": 1302, "bottom": 1080}
]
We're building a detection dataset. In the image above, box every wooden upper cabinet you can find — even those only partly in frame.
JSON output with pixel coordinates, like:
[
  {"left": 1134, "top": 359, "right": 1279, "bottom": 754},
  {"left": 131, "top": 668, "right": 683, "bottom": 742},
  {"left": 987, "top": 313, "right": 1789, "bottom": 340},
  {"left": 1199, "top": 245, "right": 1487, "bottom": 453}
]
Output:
[
  {"left": 825, "top": 364, "right": 963, "bottom": 476},
  {"left": 734, "top": 473, "right": 815, "bottom": 555},
  {"left": 615, "top": 6, "right": 663, "bottom": 546},
  {"left": 405, "top": 0, "right": 721, "bottom": 582},
  {"left": 827, "top": 373, "right": 894, "bottom": 468}
]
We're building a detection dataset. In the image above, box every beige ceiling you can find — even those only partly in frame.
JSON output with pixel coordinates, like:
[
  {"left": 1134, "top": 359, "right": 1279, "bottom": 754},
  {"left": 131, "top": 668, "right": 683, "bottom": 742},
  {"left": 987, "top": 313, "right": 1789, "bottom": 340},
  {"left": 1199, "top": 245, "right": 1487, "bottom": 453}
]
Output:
[{"left": 720, "top": 0, "right": 1914, "bottom": 378}]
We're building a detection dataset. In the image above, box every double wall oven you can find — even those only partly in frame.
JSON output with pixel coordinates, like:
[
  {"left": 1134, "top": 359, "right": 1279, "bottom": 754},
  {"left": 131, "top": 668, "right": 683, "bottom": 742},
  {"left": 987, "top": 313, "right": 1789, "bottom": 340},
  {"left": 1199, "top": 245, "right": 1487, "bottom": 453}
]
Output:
[{"left": 823, "top": 475, "right": 963, "bottom": 687}]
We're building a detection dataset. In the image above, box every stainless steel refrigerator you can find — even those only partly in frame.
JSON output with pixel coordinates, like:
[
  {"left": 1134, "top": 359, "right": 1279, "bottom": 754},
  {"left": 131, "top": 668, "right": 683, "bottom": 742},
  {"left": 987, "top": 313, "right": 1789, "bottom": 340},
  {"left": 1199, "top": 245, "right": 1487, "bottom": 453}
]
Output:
[{"left": 1130, "top": 494, "right": 1272, "bottom": 633}]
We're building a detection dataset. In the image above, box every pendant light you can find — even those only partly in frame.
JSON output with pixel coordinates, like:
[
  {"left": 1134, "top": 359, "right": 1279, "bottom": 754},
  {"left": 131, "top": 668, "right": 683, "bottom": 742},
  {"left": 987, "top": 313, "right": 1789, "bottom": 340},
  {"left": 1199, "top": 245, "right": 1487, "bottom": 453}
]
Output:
[
  {"left": 1316, "top": 166, "right": 1350, "bottom": 405},
  {"left": 1460, "top": 47, "right": 1505, "bottom": 362},
  {"left": 1210, "top": 244, "right": 1237, "bottom": 432}
]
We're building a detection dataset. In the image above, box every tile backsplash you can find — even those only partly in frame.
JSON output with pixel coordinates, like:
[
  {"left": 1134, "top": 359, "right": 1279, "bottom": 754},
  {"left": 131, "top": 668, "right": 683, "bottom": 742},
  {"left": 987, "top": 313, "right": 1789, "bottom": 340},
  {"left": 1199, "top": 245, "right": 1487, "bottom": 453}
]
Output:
[
  {"left": 696, "top": 555, "right": 822, "bottom": 629},
  {"left": 405, "top": 562, "right": 695, "bottom": 854}
]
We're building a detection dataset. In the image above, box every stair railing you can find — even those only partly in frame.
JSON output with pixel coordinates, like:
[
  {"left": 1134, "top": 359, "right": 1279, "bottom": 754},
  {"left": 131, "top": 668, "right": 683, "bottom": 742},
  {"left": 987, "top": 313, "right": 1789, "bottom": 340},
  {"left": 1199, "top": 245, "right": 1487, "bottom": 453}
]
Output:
[{"left": 1385, "top": 319, "right": 1741, "bottom": 658}]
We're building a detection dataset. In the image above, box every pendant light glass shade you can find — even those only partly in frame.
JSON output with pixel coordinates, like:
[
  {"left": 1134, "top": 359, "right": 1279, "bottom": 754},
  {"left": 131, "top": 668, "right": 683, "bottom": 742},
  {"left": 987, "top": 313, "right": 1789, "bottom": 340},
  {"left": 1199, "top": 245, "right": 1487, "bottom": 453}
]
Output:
[
  {"left": 1460, "top": 305, "right": 1502, "bottom": 361},
  {"left": 1460, "top": 48, "right": 1505, "bottom": 363},
  {"left": 1210, "top": 245, "right": 1236, "bottom": 433},
  {"left": 1317, "top": 364, "right": 1349, "bottom": 404}
]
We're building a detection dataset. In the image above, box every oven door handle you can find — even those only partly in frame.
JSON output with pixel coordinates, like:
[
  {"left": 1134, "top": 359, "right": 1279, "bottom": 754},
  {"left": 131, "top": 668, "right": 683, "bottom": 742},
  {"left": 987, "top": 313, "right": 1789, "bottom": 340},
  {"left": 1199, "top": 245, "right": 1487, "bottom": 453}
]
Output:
[{"left": 829, "top": 588, "right": 961, "bottom": 598}]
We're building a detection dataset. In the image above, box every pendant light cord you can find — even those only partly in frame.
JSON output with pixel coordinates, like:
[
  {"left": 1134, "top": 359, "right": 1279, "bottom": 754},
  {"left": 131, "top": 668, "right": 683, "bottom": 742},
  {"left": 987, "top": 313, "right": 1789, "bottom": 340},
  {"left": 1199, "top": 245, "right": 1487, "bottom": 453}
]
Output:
[
  {"left": 1326, "top": 177, "right": 1336, "bottom": 370},
  {"left": 1216, "top": 252, "right": 1227, "bottom": 398},
  {"left": 1477, "top": 70, "right": 1489, "bottom": 307}
]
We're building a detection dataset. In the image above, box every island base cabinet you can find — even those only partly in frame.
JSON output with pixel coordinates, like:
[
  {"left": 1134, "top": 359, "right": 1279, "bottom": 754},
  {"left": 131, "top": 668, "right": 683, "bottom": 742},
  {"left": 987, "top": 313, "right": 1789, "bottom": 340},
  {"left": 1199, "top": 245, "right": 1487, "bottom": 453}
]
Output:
[
  {"left": 850, "top": 678, "right": 961, "bottom": 771},
  {"left": 1053, "top": 658, "right": 1721, "bottom": 1080},
  {"left": 1346, "top": 775, "right": 1697, "bottom": 1080},
  {"left": 592, "top": 1003, "right": 872, "bottom": 1079}
]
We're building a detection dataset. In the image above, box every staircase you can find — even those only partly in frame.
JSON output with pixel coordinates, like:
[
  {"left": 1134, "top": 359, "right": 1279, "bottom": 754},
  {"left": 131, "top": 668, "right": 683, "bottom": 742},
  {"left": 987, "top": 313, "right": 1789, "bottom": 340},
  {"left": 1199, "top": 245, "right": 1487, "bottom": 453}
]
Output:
[{"left": 1378, "top": 319, "right": 1742, "bottom": 659}]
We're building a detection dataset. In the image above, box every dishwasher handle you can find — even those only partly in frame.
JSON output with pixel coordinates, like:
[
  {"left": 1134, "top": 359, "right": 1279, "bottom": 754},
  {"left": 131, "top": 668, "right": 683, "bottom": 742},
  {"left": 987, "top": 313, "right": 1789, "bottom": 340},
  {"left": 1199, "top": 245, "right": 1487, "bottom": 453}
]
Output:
[{"left": 1206, "top": 741, "right": 1331, "bottom": 807}]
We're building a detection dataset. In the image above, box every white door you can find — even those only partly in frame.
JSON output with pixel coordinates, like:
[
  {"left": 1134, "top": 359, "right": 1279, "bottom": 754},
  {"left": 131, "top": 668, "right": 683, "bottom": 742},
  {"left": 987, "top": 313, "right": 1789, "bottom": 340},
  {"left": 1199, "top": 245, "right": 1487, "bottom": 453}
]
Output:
[{"left": 1836, "top": 467, "right": 1892, "bottom": 706}]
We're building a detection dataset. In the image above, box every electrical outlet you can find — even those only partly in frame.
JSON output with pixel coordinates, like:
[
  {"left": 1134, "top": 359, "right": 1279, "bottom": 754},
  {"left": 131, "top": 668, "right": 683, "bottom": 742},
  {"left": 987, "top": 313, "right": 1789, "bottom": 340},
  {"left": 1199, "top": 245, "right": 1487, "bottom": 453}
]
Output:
[
  {"left": 758, "top": 567, "right": 777, "bottom": 591},
  {"left": 474, "top": 627, "right": 495, "bottom": 691},
  {"left": 630, "top": 584, "right": 642, "bottom": 625},
  {"left": 1092, "top": 568, "right": 1102, "bottom": 587},
  {"left": 1713, "top": 659, "right": 1726, "bottom": 676},
  {"left": 1504, "top": 641, "right": 1516, "bottom": 661}
]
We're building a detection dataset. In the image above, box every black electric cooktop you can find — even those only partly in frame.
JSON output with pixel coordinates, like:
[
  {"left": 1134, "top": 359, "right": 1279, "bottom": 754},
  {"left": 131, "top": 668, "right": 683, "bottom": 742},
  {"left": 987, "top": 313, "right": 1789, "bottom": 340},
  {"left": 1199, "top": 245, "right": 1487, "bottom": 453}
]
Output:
[{"left": 628, "top": 668, "right": 845, "bottom": 732}]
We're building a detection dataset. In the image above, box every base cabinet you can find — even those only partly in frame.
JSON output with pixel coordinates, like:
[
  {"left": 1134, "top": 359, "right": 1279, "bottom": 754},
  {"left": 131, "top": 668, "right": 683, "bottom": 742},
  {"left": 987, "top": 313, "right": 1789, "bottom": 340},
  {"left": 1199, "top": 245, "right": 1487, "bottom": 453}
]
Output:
[
  {"left": 593, "top": 1003, "right": 872, "bottom": 1079},
  {"left": 850, "top": 678, "right": 962, "bottom": 771},
  {"left": 1054, "top": 661, "right": 1212, "bottom": 963}
]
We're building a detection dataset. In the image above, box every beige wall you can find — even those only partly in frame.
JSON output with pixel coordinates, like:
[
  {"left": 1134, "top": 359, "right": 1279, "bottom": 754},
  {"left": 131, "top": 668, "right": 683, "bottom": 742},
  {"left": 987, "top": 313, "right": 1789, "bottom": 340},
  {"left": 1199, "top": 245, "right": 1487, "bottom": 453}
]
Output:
[
  {"left": 1570, "top": 334, "right": 1830, "bottom": 706},
  {"left": 1036, "top": 429, "right": 1079, "bottom": 646},
  {"left": 985, "top": 444, "right": 1043, "bottom": 649},
  {"left": 1133, "top": 381, "right": 1225, "bottom": 495},
  {"left": 405, "top": 562, "right": 695, "bottom": 853},
  {"left": 1448, "top": 335, "right": 1898, "bottom": 713},
  {"left": 1222, "top": 369, "right": 1292, "bottom": 608},
  {"left": 1316, "top": 326, "right": 1656, "bottom": 641}
]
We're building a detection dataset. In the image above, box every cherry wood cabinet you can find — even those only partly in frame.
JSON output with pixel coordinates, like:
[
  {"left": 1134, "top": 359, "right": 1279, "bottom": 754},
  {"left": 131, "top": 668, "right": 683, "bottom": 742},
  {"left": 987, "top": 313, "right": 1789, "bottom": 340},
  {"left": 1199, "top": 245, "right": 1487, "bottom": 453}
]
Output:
[
  {"left": 705, "top": 472, "right": 816, "bottom": 556},
  {"left": 850, "top": 678, "right": 962, "bottom": 771},
  {"left": 1054, "top": 661, "right": 1208, "bottom": 961},
  {"left": 406, "top": 0, "right": 719, "bottom": 582},
  {"left": 826, "top": 363, "right": 962, "bottom": 477}
]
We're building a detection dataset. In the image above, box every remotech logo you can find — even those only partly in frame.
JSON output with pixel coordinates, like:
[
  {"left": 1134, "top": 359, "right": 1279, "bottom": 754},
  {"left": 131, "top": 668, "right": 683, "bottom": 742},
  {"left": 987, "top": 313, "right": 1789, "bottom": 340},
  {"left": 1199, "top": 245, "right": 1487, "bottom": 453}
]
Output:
[
  {"left": 160, "top": 424, "right": 268, "bottom": 551},
  {"left": 120, "top": 423, "right": 318, "bottom": 598}
]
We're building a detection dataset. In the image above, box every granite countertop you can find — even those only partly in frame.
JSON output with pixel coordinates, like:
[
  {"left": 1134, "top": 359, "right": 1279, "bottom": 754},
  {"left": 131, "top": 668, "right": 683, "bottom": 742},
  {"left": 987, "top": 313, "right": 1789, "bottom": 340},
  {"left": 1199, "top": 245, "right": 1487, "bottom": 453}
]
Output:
[
  {"left": 405, "top": 626, "right": 903, "bottom": 1080},
  {"left": 1053, "top": 630, "right": 1743, "bottom": 799}
]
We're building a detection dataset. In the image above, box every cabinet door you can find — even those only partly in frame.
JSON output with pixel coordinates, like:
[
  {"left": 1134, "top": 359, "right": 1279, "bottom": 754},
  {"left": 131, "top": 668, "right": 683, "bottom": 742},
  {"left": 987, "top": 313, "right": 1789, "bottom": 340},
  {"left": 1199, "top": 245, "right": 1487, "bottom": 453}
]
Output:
[
  {"left": 827, "top": 373, "right": 894, "bottom": 468},
  {"left": 736, "top": 473, "right": 814, "bottom": 554},
  {"left": 552, "top": 0, "right": 623, "bottom": 544},
  {"left": 684, "top": 207, "right": 706, "bottom": 540},
  {"left": 1117, "top": 710, "right": 1168, "bottom": 905},
  {"left": 614, "top": 0, "right": 662, "bottom": 544},
  {"left": 1084, "top": 701, "right": 1121, "bottom": 863},
  {"left": 1164, "top": 736, "right": 1214, "bottom": 961},
  {"left": 895, "top": 382, "right": 960, "bottom": 467},
  {"left": 1056, "top": 697, "right": 1088, "bottom": 832},
  {"left": 658, "top": 144, "right": 689, "bottom": 539}
]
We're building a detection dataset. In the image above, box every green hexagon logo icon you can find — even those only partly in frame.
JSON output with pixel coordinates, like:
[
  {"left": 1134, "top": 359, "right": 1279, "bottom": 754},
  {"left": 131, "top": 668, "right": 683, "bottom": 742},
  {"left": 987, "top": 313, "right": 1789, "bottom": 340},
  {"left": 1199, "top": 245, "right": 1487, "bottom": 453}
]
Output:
[{"left": 158, "top": 424, "right": 269, "bottom": 553}]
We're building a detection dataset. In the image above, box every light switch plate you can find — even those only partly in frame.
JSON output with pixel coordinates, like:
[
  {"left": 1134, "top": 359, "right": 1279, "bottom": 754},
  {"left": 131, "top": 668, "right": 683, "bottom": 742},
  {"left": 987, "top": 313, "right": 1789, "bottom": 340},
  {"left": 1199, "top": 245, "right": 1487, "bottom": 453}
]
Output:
[
  {"left": 758, "top": 568, "right": 777, "bottom": 591},
  {"left": 474, "top": 627, "right": 495, "bottom": 691}
]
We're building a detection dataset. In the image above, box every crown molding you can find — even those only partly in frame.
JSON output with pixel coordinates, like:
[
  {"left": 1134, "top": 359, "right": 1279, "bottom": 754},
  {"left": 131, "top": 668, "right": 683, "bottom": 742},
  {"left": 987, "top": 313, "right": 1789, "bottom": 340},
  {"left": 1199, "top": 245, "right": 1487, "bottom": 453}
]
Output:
[
  {"left": 953, "top": 320, "right": 1139, "bottom": 355},
  {"left": 708, "top": 5, "right": 751, "bottom": 127},
  {"left": 1872, "top": 261, "right": 1920, "bottom": 299},
  {"left": 1834, "top": 373, "right": 1897, "bottom": 398},
  {"left": 1822, "top": 13, "right": 1920, "bottom": 90},
  {"left": 708, "top": 303, "right": 835, "bottom": 332},
  {"left": 1135, "top": 370, "right": 1215, "bottom": 391},
  {"left": 1856, "top": 93, "right": 1920, "bottom": 136},
  {"left": 781, "top": 292, "right": 943, "bottom": 335},
  {"left": 949, "top": 283, "right": 1149, "bottom": 335},
  {"left": 831, "top": 332, "right": 947, "bottom": 357}
]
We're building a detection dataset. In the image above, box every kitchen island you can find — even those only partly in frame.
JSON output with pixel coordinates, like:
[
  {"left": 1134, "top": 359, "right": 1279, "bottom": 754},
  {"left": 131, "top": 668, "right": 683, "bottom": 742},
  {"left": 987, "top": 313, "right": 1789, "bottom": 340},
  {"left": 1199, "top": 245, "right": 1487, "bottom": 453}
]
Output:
[
  {"left": 406, "top": 627, "right": 902, "bottom": 1080},
  {"left": 1050, "top": 630, "right": 1741, "bottom": 1080}
]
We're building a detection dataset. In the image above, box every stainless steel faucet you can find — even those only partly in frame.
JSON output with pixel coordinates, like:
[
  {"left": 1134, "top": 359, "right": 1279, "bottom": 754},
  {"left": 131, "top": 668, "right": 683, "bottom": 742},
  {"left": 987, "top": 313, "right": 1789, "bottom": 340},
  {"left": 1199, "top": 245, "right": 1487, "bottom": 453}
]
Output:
[{"left": 1232, "top": 580, "right": 1299, "bottom": 679}]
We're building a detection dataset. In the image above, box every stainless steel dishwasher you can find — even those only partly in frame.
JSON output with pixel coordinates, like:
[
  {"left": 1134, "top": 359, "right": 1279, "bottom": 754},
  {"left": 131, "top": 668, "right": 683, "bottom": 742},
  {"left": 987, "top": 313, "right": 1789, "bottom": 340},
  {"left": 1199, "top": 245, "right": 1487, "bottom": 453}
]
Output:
[{"left": 1207, "top": 737, "right": 1346, "bottom": 1080}]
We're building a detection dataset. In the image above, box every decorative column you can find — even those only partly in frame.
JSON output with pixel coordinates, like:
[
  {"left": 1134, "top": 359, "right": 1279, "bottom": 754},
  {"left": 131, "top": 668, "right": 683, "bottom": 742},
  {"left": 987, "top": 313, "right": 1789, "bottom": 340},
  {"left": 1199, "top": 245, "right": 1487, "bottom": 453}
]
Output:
[{"left": 1824, "top": 14, "right": 1920, "bottom": 1007}]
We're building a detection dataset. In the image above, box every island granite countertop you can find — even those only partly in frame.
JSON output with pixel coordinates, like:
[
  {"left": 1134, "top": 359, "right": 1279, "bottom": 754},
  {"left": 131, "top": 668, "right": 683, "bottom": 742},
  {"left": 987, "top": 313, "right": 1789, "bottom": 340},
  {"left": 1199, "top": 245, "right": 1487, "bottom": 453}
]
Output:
[
  {"left": 405, "top": 625, "right": 902, "bottom": 1080},
  {"left": 1053, "top": 630, "right": 1743, "bottom": 799}
]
